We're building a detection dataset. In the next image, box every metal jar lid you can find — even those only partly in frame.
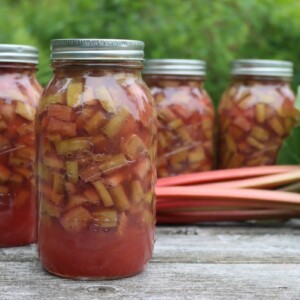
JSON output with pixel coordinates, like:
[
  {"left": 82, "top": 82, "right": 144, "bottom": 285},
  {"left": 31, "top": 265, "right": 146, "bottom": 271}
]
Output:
[
  {"left": 143, "top": 59, "right": 206, "bottom": 76},
  {"left": 0, "top": 44, "right": 38, "bottom": 64},
  {"left": 231, "top": 59, "right": 293, "bottom": 77},
  {"left": 50, "top": 39, "right": 144, "bottom": 61}
]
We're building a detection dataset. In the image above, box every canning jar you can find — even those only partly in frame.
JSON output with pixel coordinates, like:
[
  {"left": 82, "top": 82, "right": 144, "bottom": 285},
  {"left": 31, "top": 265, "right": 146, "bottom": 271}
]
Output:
[
  {"left": 0, "top": 45, "right": 42, "bottom": 246},
  {"left": 218, "top": 59, "right": 297, "bottom": 168},
  {"left": 143, "top": 59, "right": 215, "bottom": 177},
  {"left": 36, "top": 39, "right": 157, "bottom": 279}
]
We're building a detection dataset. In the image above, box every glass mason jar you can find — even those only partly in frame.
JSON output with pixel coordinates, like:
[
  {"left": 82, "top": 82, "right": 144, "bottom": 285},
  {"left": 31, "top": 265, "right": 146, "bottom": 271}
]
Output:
[
  {"left": 218, "top": 59, "right": 297, "bottom": 168},
  {"left": 0, "top": 45, "right": 42, "bottom": 247},
  {"left": 143, "top": 59, "right": 215, "bottom": 177},
  {"left": 36, "top": 39, "right": 157, "bottom": 279}
]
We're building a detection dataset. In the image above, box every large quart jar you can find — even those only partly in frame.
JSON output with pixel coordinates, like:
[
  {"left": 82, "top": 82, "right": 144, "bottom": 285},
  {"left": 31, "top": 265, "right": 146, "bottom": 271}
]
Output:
[
  {"left": 0, "top": 45, "right": 42, "bottom": 246},
  {"left": 218, "top": 59, "right": 297, "bottom": 168},
  {"left": 143, "top": 59, "right": 215, "bottom": 177},
  {"left": 36, "top": 39, "right": 157, "bottom": 279}
]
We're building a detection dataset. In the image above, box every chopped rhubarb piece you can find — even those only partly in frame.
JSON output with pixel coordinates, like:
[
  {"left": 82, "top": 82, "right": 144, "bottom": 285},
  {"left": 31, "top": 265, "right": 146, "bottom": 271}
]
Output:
[
  {"left": 40, "top": 198, "right": 61, "bottom": 218},
  {"left": 1, "top": 104, "right": 15, "bottom": 121},
  {"left": 170, "top": 149, "right": 188, "bottom": 165},
  {"left": 83, "top": 188, "right": 99, "bottom": 203},
  {"left": 269, "top": 117, "right": 285, "bottom": 136},
  {"left": 246, "top": 137, "right": 264, "bottom": 150},
  {"left": 15, "top": 101, "right": 35, "bottom": 121},
  {"left": 95, "top": 85, "right": 116, "bottom": 112},
  {"left": 0, "top": 120, "right": 7, "bottom": 131},
  {"left": 65, "top": 182, "right": 77, "bottom": 195},
  {"left": 188, "top": 147, "right": 205, "bottom": 163},
  {"left": 84, "top": 111, "right": 106, "bottom": 135},
  {"left": 47, "top": 118, "right": 77, "bottom": 137},
  {"left": 66, "top": 195, "right": 98, "bottom": 210},
  {"left": 60, "top": 206, "right": 93, "bottom": 233},
  {"left": 92, "top": 209, "right": 118, "bottom": 228},
  {"left": 66, "top": 81, "right": 83, "bottom": 107},
  {"left": 141, "top": 210, "right": 153, "bottom": 226},
  {"left": 168, "top": 119, "right": 183, "bottom": 130},
  {"left": 225, "top": 135, "right": 237, "bottom": 152},
  {"left": 123, "top": 134, "right": 147, "bottom": 160},
  {"left": 250, "top": 126, "right": 269, "bottom": 142},
  {"left": 177, "top": 127, "right": 192, "bottom": 143},
  {"left": 92, "top": 181, "right": 114, "bottom": 207},
  {"left": 15, "top": 147, "right": 35, "bottom": 160},
  {"left": 43, "top": 155, "right": 64, "bottom": 170},
  {"left": 80, "top": 163, "right": 101, "bottom": 182},
  {"left": 41, "top": 184, "right": 63, "bottom": 205},
  {"left": 135, "top": 158, "right": 151, "bottom": 179},
  {"left": 99, "top": 154, "right": 128, "bottom": 173},
  {"left": 144, "top": 191, "right": 153, "bottom": 205},
  {"left": 158, "top": 132, "right": 168, "bottom": 150},
  {"left": 55, "top": 137, "right": 91, "bottom": 156},
  {"left": 255, "top": 103, "right": 266, "bottom": 123},
  {"left": 110, "top": 185, "right": 130, "bottom": 211},
  {"left": 131, "top": 180, "right": 144, "bottom": 203},
  {"left": 53, "top": 172, "right": 64, "bottom": 194},
  {"left": 65, "top": 161, "right": 78, "bottom": 183},
  {"left": 0, "top": 164, "right": 11, "bottom": 182},
  {"left": 233, "top": 116, "right": 251, "bottom": 132},
  {"left": 159, "top": 107, "right": 177, "bottom": 121},
  {"left": 104, "top": 172, "right": 125, "bottom": 188},
  {"left": 48, "top": 104, "right": 74, "bottom": 121},
  {"left": 101, "top": 108, "right": 130, "bottom": 138}
]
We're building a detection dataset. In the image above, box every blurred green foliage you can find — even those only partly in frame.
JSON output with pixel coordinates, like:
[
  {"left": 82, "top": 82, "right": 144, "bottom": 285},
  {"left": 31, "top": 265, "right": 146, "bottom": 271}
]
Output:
[{"left": 1, "top": 0, "right": 300, "bottom": 104}]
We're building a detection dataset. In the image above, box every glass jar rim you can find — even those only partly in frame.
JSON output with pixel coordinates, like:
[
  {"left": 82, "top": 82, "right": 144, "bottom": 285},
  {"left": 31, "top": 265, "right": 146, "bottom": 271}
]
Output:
[
  {"left": 231, "top": 59, "right": 293, "bottom": 77},
  {"left": 143, "top": 59, "right": 206, "bottom": 76},
  {"left": 0, "top": 44, "right": 38, "bottom": 64},
  {"left": 50, "top": 39, "right": 144, "bottom": 61}
]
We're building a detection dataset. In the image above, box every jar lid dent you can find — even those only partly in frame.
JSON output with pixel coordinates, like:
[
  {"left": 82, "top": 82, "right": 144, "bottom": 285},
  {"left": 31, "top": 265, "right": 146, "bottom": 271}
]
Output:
[
  {"left": 143, "top": 59, "right": 206, "bottom": 76},
  {"left": 51, "top": 39, "right": 144, "bottom": 61},
  {"left": 0, "top": 44, "right": 38, "bottom": 64},
  {"left": 231, "top": 59, "right": 293, "bottom": 77}
]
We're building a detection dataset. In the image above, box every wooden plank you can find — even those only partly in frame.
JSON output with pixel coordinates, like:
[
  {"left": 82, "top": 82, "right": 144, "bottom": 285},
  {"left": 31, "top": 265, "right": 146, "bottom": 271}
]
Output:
[{"left": 1, "top": 221, "right": 300, "bottom": 299}]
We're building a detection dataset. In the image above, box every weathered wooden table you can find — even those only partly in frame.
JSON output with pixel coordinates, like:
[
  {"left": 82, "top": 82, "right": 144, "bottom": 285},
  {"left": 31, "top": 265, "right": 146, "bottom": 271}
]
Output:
[{"left": 1, "top": 220, "right": 300, "bottom": 299}]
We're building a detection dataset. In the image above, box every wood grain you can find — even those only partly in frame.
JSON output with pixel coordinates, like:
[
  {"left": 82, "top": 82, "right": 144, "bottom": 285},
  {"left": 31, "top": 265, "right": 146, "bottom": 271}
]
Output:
[{"left": 1, "top": 220, "right": 300, "bottom": 299}]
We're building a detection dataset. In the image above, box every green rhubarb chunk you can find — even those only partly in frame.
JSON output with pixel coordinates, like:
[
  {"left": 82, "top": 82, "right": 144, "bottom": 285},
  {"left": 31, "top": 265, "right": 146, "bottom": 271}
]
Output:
[
  {"left": 131, "top": 180, "right": 144, "bottom": 203},
  {"left": 144, "top": 191, "right": 153, "bottom": 205},
  {"left": 53, "top": 172, "right": 64, "bottom": 193},
  {"left": 67, "top": 81, "right": 83, "bottom": 107},
  {"left": 110, "top": 185, "right": 130, "bottom": 211},
  {"left": 40, "top": 94, "right": 65, "bottom": 112},
  {"left": 40, "top": 198, "right": 61, "bottom": 218},
  {"left": 124, "top": 134, "right": 147, "bottom": 160},
  {"left": 84, "top": 111, "right": 106, "bottom": 135},
  {"left": 101, "top": 108, "right": 130, "bottom": 138},
  {"left": 93, "top": 180, "right": 114, "bottom": 207},
  {"left": 15, "top": 101, "right": 35, "bottom": 121},
  {"left": 66, "top": 161, "right": 78, "bottom": 183},
  {"left": 95, "top": 85, "right": 116, "bottom": 112},
  {"left": 55, "top": 137, "right": 91, "bottom": 156},
  {"left": 99, "top": 154, "right": 128, "bottom": 173},
  {"left": 92, "top": 209, "right": 118, "bottom": 228}
]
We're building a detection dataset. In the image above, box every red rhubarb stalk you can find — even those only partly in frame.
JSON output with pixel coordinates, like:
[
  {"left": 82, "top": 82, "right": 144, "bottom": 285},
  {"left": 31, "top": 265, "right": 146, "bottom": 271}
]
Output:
[
  {"left": 156, "top": 165, "right": 299, "bottom": 187},
  {"left": 195, "top": 169, "right": 300, "bottom": 190},
  {"left": 156, "top": 187, "right": 300, "bottom": 210}
]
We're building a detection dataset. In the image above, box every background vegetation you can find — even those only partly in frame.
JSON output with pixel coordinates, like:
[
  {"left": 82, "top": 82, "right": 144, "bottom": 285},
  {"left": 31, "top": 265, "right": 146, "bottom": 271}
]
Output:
[{"left": 1, "top": 0, "right": 300, "bottom": 104}]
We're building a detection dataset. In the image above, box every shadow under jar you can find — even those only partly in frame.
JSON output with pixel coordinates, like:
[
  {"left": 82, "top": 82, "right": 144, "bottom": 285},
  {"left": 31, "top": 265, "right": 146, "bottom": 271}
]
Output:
[
  {"left": 36, "top": 39, "right": 157, "bottom": 279},
  {"left": 0, "top": 45, "right": 42, "bottom": 247},
  {"left": 143, "top": 59, "right": 215, "bottom": 178},
  {"left": 218, "top": 59, "right": 297, "bottom": 169}
]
